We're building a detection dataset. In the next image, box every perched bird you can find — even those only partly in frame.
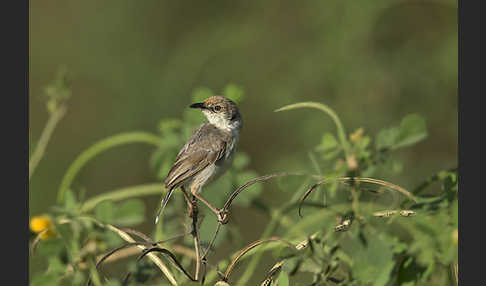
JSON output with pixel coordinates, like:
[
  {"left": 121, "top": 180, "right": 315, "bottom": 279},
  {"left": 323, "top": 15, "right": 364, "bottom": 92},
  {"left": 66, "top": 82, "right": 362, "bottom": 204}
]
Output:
[{"left": 155, "top": 96, "right": 242, "bottom": 224}]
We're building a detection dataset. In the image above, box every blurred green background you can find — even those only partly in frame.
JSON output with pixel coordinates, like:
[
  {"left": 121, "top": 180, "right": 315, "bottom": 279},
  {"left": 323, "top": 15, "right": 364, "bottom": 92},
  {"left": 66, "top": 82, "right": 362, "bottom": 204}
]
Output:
[{"left": 30, "top": 0, "right": 457, "bottom": 283}]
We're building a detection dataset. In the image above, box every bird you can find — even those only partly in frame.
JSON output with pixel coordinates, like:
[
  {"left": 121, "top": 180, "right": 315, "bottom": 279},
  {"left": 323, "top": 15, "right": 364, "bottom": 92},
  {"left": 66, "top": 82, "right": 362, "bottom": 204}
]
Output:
[{"left": 154, "top": 96, "right": 243, "bottom": 224}]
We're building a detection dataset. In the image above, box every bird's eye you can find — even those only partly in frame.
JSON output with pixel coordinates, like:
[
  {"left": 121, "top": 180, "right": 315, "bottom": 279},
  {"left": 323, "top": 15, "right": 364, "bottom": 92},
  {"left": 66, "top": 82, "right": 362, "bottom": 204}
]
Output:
[{"left": 214, "top": 105, "right": 222, "bottom": 112}]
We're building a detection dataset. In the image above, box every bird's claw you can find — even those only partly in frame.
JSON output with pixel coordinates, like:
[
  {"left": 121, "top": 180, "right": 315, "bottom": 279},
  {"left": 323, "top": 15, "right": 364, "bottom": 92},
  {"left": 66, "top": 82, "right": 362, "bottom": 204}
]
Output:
[{"left": 217, "top": 209, "right": 229, "bottom": 224}]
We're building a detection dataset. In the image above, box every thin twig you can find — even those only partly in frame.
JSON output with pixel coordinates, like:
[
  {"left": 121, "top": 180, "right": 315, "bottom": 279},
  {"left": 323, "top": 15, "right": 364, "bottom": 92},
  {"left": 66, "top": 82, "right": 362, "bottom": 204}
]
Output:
[
  {"left": 104, "top": 224, "right": 178, "bottom": 285},
  {"left": 201, "top": 223, "right": 222, "bottom": 260},
  {"left": 30, "top": 229, "right": 49, "bottom": 255},
  {"left": 224, "top": 237, "right": 296, "bottom": 280},
  {"left": 190, "top": 196, "right": 202, "bottom": 281},
  {"left": 259, "top": 232, "right": 319, "bottom": 285},
  {"left": 137, "top": 247, "right": 197, "bottom": 282},
  {"left": 299, "top": 177, "right": 418, "bottom": 217},
  {"left": 223, "top": 172, "right": 293, "bottom": 211},
  {"left": 29, "top": 105, "right": 67, "bottom": 180}
]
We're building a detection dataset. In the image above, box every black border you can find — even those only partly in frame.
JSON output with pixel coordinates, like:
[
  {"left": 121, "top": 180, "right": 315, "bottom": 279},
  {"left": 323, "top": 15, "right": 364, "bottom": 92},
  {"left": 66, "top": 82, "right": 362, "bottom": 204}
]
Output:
[
  {"left": 458, "top": 0, "right": 483, "bottom": 285},
  {"left": 3, "top": 0, "right": 29, "bottom": 284}
]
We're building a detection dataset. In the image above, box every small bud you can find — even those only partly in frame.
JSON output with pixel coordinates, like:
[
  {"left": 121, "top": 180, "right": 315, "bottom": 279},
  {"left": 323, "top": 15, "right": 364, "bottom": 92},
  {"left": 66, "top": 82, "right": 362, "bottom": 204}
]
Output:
[
  {"left": 346, "top": 155, "right": 358, "bottom": 170},
  {"left": 399, "top": 210, "right": 416, "bottom": 217},
  {"left": 349, "top": 128, "right": 364, "bottom": 143},
  {"left": 373, "top": 210, "right": 398, "bottom": 218}
]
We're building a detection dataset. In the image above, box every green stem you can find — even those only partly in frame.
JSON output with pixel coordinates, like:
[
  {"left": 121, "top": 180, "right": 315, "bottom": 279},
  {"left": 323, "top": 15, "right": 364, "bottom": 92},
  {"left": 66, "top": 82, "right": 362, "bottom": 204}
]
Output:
[
  {"left": 57, "top": 132, "right": 162, "bottom": 203},
  {"left": 275, "top": 102, "right": 351, "bottom": 158},
  {"left": 80, "top": 183, "right": 162, "bottom": 213},
  {"left": 29, "top": 105, "right": 67, "bottom": 180}
]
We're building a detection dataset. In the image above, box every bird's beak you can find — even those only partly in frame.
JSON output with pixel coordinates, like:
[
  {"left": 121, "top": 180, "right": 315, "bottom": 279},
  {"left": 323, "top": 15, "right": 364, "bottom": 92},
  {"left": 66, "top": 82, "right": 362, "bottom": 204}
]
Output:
[{"left": 189, "top": 102, "right": 206, "bottom": 109}]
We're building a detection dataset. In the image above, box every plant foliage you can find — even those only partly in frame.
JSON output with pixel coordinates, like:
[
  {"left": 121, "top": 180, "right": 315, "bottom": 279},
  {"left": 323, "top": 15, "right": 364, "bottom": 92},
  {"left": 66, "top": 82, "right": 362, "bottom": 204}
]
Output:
[{"left": 30, "top": 73, "right": 457, "bottom": 286}]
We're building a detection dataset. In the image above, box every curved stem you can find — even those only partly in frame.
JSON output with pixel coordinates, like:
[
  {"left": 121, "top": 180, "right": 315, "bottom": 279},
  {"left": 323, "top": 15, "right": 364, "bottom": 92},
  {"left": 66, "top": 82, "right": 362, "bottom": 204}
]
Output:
[
  {"left": 275, "top": 102, "right": 351, "bottom": 157},
  {"left": 59, "top": 216, "right": 178, "bottom": 285},
  {"left": 57, "top": 132, "right": 162, "bottom": 203},
  {"left": 80, "top": 183, "right": 162, "bottom": 213},
  {"left": 104, "top": 224, "right": 178, "bottom": 285},
  {"left": 234, "top": 219, "right": 281, "bottom": 286}
]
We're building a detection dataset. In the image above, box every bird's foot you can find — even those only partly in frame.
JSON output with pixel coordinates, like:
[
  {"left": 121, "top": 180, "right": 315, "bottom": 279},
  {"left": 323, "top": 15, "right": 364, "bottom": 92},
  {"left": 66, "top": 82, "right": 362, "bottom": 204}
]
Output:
[
  {"left": 217, "top": 209, "right": 229, "bottom": 224},
  {"left": 188, "top": 202, "right": 198, "bottom": 218}
]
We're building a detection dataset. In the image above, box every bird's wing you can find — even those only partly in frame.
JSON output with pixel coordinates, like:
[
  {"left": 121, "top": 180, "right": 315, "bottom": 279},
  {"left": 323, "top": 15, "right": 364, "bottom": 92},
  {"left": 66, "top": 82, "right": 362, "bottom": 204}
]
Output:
[
  {"left": 155, "top": 124, "right": 230, "bottom": 224},
  {"left": 164, "top": 124, "right": 228, "bottom": 190}
]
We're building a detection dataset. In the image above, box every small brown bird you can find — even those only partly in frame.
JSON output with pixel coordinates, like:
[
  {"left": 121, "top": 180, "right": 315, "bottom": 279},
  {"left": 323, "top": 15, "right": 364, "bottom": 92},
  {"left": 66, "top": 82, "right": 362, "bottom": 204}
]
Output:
[{"left": 155, "top": 96, "right": 242, "bottom": 224}]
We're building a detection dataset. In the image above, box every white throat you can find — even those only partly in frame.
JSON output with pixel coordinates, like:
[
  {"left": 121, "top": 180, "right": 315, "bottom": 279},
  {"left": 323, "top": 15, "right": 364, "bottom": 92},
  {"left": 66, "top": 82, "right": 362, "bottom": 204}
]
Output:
[{"left": 203, "top": 110, "right": 241, "bottom": 133}]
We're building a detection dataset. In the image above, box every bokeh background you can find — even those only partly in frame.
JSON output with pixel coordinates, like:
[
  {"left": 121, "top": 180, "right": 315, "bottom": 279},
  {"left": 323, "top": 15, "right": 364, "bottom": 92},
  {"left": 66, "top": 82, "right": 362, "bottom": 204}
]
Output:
[{"left": 30, "top": 0, "right": 457, "bottom": 283}]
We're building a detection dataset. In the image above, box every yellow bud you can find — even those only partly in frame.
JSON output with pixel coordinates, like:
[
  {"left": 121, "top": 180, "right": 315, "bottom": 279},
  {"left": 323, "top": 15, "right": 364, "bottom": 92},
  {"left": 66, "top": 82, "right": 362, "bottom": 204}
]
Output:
[
  {"left": 30, "top": 215, "right": 52, "bottom": 233},
  {"left": 350, "top": 128, "right": 364, "bottom": 143},
  {"left": 30, "top": 215, "right": 56, "bottom": 240}
]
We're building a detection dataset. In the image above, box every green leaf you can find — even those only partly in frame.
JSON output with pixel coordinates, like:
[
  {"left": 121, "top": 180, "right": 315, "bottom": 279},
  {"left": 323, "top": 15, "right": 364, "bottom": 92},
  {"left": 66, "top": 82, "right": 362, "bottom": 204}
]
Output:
[
  {"left": 320, "top": 132, "right": 338, "bottom": 150},
  {"left": 397, "top": 256, "right": 427, "bottom": 286},
  {"left": 316, "top": 132, "right": 342, "bottom": 160},
  {"left": 46, "top": 256, "right": 65, "bottom": 275},
  {"left": 375, "top": 127, "right": 400, "bottom": 150},
  {"left": 375, "top": 114, "right": 427, "bottom": 150},
  {"left": 343, "top": 231, "right": 394, "bottom": 286},
  {"left": 55, "top": 222, "right": 80, "bottom": 262},
  {"left": 30, "top": 273, "right": 60, "bottom": 286},
  {"left": 31, "top": 257, "right": 65, "bottom": 286},
  {"left": 95, "top": 200, "right": 116, "bottom": 223},
  {"left": 36, "top": 237, "right": 65, "bottom": 258},
  {"left": 277, "top": 271, "right": 290, "bottom": 286},
  {"left": 394, "top": 114, "right": 427, "bottom": 148},
  {"left": 356, "top": 135, "right": 371, "bottom": 150}
]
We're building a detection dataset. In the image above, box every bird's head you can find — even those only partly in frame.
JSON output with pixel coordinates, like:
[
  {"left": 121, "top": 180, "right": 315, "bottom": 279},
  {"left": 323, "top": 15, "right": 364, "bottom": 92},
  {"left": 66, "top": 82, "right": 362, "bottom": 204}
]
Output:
[{"left": 189, "top": 96, "right": 242, "bottom": 131}]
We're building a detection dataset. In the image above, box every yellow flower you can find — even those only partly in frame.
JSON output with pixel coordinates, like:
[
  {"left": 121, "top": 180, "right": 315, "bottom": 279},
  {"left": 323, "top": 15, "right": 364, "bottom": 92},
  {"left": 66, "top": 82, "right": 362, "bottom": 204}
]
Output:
[{"left": 30, "top": 215, "right": 56, "bottom": 239}]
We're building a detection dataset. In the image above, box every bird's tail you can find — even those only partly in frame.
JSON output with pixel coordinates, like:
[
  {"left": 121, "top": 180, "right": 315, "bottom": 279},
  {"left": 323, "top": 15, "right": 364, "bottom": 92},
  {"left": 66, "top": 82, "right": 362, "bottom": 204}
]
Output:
[{"left": 154, "top": 187, "right": 175, "bottom": 224}]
